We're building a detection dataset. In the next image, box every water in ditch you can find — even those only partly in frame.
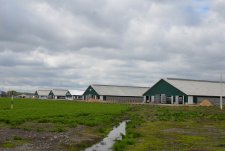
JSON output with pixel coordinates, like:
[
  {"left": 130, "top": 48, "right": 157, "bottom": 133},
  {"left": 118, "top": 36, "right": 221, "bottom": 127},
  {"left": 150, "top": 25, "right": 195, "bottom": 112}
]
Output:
[{"left": 85, "top": 120, "right": 129, "bottom": 151}]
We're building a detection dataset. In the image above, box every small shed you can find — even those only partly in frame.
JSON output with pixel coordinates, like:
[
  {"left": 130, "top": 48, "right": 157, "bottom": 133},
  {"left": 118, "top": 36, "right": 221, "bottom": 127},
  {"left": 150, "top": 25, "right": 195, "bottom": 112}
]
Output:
[
  {"left": 83, "top": 84, "right": 149, "bottom": 103},
  {"left": 35, "top": 90, "right": 51, "bottom": 99},
  {"left": 143, "top": 78, "right": 225, "bottom": 105},
  {"left": 66, "top": 90, "right": 84, "bottom": 100}
]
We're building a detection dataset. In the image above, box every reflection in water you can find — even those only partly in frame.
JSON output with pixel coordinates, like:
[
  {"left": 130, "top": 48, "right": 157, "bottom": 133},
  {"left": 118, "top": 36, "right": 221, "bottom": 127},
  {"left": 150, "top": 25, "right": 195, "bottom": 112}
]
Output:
[{"left": 85, "top": 120, "right": 128, "bottom": 151}]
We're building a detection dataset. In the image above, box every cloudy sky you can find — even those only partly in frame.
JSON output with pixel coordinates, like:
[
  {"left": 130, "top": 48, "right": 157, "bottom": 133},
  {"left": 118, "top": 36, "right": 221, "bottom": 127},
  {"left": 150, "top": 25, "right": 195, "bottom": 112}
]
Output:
[{"left": 0, "top": 0, "right": 225, "bottom": 92}]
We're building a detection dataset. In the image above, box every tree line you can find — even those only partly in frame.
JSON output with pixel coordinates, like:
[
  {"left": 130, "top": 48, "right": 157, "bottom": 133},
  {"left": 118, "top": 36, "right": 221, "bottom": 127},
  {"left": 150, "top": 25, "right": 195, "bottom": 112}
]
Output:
[{"left": 1, "top": 90, "right": 20, "bottom": 97}]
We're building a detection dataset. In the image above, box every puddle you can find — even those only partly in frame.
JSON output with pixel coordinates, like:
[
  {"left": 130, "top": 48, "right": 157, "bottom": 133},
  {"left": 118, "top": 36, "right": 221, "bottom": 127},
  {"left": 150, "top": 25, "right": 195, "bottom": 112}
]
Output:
[{"left": 85, "top": 120, "right": 129, "bottom": 151}]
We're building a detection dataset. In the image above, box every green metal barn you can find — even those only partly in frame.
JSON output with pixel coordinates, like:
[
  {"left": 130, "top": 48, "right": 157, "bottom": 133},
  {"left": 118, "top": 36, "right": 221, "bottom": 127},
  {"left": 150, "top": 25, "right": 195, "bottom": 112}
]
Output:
[
  {"left": 83, "top": 84, "right": 149, "bottom": 103},
  {"left": 144, "top": 78, "right": 225, "bottom": 105}
]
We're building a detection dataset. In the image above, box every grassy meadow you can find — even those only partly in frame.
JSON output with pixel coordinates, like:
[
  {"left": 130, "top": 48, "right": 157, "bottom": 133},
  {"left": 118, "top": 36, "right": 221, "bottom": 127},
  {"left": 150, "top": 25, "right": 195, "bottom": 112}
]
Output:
[
  {"left": 0, "top": 98, "right": 130, "bottom": 130},
  {"left": 1, "top": 98, "right": 225, "bottom": 151},
  {"left": 114, "top": 105, "right": 225, "bottom": 151},
  {"left": 0, "top": 98, "right": 132, "bottom": 150}
]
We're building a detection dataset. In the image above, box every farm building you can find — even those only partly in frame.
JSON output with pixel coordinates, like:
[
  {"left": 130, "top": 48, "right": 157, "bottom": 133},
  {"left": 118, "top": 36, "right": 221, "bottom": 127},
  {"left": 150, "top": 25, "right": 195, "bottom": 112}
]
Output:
[
  {"left": 66, "top": 90, "right": 84, "bottom": 100},
  {"left": 143, "top": 78, "right": 225, "bottom": 105},
  {"left": 50, "top": 89, "right": 68, "bottom": 99},
  {"left": 83, "top": 84, "right": 149, "bottom": 103},
  {"left": 35, "top": 90, "right": 51, "bottom": 99},
  {"left": 17, "top": 93, "right": 34, "bottom": 99}
]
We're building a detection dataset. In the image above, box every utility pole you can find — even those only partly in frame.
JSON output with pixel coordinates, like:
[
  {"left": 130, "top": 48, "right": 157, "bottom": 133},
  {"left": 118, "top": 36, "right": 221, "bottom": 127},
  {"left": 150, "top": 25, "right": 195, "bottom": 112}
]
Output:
[
  {"left": 11, "top": 91, "right": 14, "bottom": 109},
  {"left": 220, "top": 73, "right": 223, "bottom": 110}
]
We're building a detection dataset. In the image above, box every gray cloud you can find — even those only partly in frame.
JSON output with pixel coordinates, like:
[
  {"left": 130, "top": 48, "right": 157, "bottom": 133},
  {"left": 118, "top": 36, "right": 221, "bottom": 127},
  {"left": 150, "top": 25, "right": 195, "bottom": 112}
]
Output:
[{"left": 0, "top": 0, "right": 225, "bottom": 92}]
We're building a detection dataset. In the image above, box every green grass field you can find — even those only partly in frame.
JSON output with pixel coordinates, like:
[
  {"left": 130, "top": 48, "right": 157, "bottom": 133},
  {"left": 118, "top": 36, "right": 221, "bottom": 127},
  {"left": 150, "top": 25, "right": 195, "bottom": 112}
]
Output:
[
  {"left": 1, "top": 98, "right": 225, "bottom": 151},
  {"left": 0, "top": 98, "right": 130, "bottom": 129},
  {"left": 0, "top": 98, "right": 131, "bottom": 150},
  {"left": 114, "top": 105, "right": 225, "bottom": 151}
]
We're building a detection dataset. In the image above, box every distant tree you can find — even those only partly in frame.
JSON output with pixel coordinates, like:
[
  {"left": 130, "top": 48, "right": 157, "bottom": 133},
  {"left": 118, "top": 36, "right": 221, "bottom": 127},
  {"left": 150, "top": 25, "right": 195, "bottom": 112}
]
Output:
[
  {"left": 6, "top": 90, "right": 18, "bottom": 97},
  {"left": 1, "top": 91, "right": 7, "bottom": 97}
]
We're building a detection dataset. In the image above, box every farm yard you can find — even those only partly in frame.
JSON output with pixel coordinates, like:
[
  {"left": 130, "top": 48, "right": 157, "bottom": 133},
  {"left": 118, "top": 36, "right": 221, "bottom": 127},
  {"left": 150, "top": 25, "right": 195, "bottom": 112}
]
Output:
[{"left": 0, "top": 98, "right": 225, "bottom": 151}]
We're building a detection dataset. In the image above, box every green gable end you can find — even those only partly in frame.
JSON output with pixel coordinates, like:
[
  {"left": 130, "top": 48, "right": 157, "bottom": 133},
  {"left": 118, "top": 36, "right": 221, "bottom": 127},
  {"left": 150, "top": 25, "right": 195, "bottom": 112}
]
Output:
[
  {"left": 144, "top": 79, "right": 186, "bottom": 96},
  {"left": 83, "top": 85, "right": 99, "bottom": 96}
]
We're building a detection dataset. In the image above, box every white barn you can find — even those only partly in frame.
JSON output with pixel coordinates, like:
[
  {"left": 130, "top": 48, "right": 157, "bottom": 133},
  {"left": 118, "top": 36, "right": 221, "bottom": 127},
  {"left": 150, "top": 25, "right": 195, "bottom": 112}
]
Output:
[
  {"left": 35, "top": 90, "right": 51, "bottom": 99},
  {"left": 66, "top": 90, "right": 84, "bottom": 100},
  {"left": 50, "top": 89, "right": 68, "bottom": 99}
]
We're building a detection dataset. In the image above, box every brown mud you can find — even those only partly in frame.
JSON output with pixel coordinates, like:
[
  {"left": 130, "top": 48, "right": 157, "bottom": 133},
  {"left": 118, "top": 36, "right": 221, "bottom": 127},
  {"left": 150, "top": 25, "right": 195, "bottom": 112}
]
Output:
[{"left": 0, "top": 125, "right": 102, "bottom": 151}]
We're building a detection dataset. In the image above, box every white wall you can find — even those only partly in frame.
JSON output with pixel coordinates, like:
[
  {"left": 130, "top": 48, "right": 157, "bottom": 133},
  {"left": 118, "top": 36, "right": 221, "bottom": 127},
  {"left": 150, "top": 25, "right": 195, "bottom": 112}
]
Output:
[
  {"left": 143, "top": 96, "right": 146, "bottom": 103},
  {"left": 100, "top": 96, "right": 103, "bottom": 100},
  {"left": 175, "top": 96, "right": 179, "bottom": 104},
  {"left": 188, "top": 96, "right": 194, "bottom": 104},
  {"left": 151, "top": 96, "right": 155, "bottom": 103}
]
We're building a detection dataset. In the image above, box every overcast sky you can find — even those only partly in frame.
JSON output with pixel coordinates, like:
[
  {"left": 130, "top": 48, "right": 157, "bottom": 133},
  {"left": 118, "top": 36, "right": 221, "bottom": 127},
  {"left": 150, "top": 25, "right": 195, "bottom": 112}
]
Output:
[{"left": 0, "top": 0, "right": 225, "bottom": 92}]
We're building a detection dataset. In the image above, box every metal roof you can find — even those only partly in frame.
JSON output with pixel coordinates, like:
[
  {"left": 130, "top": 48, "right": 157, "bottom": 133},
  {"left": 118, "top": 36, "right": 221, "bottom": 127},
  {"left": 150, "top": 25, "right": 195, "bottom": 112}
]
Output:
[
  {"left": 91, "top": 84, "right": 149, "bottom": 97},
  {"left": 68, "top": 90, "right": 84, "bottom": 96},
  {"left": 35, "top": 90, "right": 51, "bottom": 96},
  {"left": 51, "top": 89, "right": 68, "bottom": 96},
  {"left": 165, "top": 78, "right": 225, "bottom": 96}
]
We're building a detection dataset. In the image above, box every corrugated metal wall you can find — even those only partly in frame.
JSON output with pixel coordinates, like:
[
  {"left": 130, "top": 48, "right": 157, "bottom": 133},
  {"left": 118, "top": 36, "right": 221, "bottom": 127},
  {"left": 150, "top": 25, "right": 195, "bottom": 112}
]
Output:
[
  {"left": 105, "top": 96, "right": 143, "bottom": 103},
  {"left": 197, "top": 97, "right": 225, "bottom": 105}
]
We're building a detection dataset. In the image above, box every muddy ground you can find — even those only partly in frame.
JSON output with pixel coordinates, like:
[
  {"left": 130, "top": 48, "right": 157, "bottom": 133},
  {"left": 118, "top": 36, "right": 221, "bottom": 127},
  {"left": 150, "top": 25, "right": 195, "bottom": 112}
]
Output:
[{"left": 0, "top": 125, "right": 101, "bottom": 151}]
